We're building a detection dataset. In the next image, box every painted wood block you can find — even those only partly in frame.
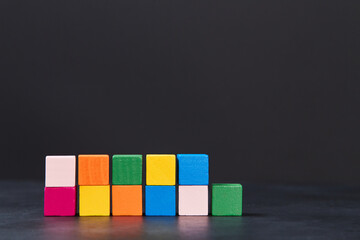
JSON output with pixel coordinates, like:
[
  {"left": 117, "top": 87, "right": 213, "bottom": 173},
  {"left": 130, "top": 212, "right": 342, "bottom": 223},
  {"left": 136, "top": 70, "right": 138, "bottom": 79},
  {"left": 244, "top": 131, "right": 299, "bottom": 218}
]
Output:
[
  {"left": 112, "top": 185, "right": 142, "bottom": 216},
  {"left": 212, "top": 183, "right": 242, "bottom": 216},
  {"left": 44, "top": 187, "right": 76, "bottom": 216},
  {"left": 112, "top": 155, "right": 142, "bottom": 185},
  {"left": 79, "top": 185, "right": 110, "bottom": 216},
  {"left": 177, "top": 154, "right": 209, "bottom": 185},
  {"left": 146, "top": 154, "right": 176, "bottom": 185},
  {"left": 178, "top": 186, "right": 208, "bottom": 216},
  {"left": 45, "top": 155, "right": 76, "bottom": 187},
  {"left": 78, "top": 155, "right": 109, "bottom": 185},
  {"left": 145, "top": 186, "right": 175, "bottom": 216}
]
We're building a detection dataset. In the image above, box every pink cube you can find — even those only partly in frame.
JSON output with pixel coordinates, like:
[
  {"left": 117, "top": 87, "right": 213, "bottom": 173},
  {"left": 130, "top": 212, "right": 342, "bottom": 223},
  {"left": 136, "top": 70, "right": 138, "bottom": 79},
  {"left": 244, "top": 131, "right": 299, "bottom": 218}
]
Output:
[
  {"left": 45, "top": 155, "right": 76, "bottom": 187},
  {"left": 179, "top": 186, "right": 208, "bottom": 215},
  {"left": 44, "top": 187, "right": 76, "bottom": 216}
]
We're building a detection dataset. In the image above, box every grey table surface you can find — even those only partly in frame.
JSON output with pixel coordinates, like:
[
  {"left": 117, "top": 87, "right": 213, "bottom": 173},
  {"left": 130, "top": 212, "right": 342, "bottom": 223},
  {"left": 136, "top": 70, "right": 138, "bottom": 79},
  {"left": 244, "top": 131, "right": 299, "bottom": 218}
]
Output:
[{"left": 0, "top": 181, "right": 359, "bottom": 239}]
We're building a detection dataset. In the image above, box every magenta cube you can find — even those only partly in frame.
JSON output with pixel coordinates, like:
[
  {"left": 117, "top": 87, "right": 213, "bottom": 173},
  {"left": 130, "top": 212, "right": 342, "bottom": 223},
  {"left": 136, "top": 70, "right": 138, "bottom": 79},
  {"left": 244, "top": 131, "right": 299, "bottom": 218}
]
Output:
[{"left": 44, "top": 187, "right": 76, "bottom": 216}]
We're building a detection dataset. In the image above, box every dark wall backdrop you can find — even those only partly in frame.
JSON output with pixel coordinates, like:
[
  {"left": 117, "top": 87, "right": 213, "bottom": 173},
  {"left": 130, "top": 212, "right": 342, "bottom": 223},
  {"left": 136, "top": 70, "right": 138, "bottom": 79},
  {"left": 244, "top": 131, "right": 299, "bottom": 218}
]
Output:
[{"left": 1, "top": 0, "right": 359, "bottom": 185}]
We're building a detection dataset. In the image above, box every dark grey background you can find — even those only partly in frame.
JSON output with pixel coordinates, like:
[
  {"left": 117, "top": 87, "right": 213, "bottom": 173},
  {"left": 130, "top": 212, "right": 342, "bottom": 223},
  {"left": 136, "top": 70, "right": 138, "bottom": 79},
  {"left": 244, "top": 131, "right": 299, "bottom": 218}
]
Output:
[{"left": 1, "top": 0, "right": 359, "bottom": 185}]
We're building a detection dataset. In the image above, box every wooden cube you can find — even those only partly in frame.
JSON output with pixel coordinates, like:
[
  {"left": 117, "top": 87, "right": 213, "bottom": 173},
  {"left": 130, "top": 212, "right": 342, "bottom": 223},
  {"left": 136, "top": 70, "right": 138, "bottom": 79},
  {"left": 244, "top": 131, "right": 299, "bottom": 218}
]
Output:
[
  {"left": 78, "top": 155, "right": 109, "bottom": 185},
  {"left": 79, "top": 185, "right": 110, "bottom": 216},
  {"left": 44, "top": 187, "right": 76, "bottom": 216},
  {"left": 45, "top": 155, "right": 76, "bottom": 187},
  {"left": 112, "top": 155, "right": 142, "bottom": 185},
  {"left": 179, "top": 186, "right": 208, "bottom": 215},
  {"left": 212, "top": 184, "right": 242, "bottom": 216},
  {"left": 145, "top": 186, "right": 175, "bottom": 216},
  {"left": 112, "top": 185, "right": 142, "bottom": 216},
  {"left": 146, "top": 154, "right": 175, "bottom": 185},
  {"left": 177, "top": 154, "right": 209, "bottom": 185}
]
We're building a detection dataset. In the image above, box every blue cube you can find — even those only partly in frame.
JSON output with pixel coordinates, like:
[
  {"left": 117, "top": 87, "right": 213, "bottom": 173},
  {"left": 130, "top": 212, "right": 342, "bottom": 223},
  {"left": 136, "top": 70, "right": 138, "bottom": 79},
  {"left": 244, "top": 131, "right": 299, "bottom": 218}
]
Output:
[
  {"left": 145, "top": 186, "right": 175, "bottom": 216},
  {"left": 177, "top": 154, "right": 209, "bottom": 185}
]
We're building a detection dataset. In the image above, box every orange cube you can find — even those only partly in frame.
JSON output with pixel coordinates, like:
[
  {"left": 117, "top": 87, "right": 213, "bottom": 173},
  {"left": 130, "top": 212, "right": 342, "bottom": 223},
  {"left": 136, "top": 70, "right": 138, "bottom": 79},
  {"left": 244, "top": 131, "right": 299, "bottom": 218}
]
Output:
[
  {"left": 112, "top": 185, "right": 142, "bottom": 216},
  {"left": 78, "top": 155, "right": 109, "bottom": 185}
]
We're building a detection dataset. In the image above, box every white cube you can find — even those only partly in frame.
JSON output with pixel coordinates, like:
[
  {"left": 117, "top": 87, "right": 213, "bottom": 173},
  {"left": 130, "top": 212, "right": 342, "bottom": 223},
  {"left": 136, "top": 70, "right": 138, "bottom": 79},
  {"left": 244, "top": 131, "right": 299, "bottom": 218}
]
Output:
[
  {"left": 45, "top": 155, "right": 76, "bottom": 187},
  {"left": 179, "top": 186, "right": 208, "bottom": 216}
]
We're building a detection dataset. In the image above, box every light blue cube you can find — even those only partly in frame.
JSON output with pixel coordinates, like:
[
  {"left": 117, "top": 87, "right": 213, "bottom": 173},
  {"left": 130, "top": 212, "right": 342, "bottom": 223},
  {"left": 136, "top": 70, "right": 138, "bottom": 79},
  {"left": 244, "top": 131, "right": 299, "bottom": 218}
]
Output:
[
  {"left": 145, "top": 186, "right": 176, "bottom": 216},
  {"left": 177, "top": 154, "right": 209, "bottom": 185}
]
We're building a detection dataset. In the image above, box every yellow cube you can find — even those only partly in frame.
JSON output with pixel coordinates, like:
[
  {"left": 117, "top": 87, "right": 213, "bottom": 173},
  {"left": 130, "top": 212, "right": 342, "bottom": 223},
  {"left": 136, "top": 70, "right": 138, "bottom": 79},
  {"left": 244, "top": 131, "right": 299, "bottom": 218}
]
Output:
[
  {"left": 146, "top": 154, "right": 176, "bottom": 185},
  {"left": 79, "top": 185, "right": 110, "bottom": 216}
]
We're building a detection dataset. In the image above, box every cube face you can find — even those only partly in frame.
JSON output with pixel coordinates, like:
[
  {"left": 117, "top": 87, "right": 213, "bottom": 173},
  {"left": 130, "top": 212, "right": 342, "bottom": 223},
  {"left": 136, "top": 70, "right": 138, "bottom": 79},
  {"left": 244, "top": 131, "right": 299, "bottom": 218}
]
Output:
[
  {"left": 177, "top": 154, "right": 209, "bottom": 185},
  {"left": 112, "top": 185, "right": 142, "bottom": 216},
  {"left": 146, "top": 154, "right": 176, "bottom": 185},
  {"left": 145, "top": 186, "right": 175, "bottom": 216},
  {"left": 178, "top": 186, "right": 208, "bottom": 216},
  {"left": 112, "top": 155, "right": 142, "bottom": 185},
  {"left": 44, "top": 187, "right": 76, "bottom": 216},
  {"left": 45, "top": 156, "right": 76, "bottom": 187},
  {"left": 78, "top": 155, "right": 109, "bottom": 185},
  {"left": 212, "top": 184, "right": 242, "bottom": 216},
  {"left": 79, "top": 186, "right": 110, "bottom": 216}
]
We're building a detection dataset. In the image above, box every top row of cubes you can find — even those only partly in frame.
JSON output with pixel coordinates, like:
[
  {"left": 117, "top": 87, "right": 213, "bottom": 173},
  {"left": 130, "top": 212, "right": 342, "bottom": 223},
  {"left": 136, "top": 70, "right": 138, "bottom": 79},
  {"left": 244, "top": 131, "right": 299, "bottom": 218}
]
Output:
[{"left": 45, "top": 154, "right": 208, "bottom": 187}]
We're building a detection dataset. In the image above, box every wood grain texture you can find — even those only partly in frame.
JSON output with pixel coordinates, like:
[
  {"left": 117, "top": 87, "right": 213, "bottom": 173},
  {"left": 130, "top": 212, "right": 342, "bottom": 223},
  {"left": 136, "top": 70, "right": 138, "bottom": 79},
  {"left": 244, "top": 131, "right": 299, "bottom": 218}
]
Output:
[
  {"left": 145, "top": 186, "right": 176, "bottom": 216},
  {"left": 112, "top": 155, "right": 142, "bottom": 185},
  {"left": 177, "top": 154, "right": 209, "bottom": 185},
  {"left": 212, "top": 183, "right": 242, "bottom": 216},
  {"left": 79, "top": 185, "right": 110, "bottom": 216},
  {"left": 78, "top": 155, "right": 109, "bottom": 185},
  {"left": 44, "top": 187, "right": 76, "bottom": 216},
  {"left": 146, "top": 154, "right": 175, "bottom": 185},
  {"left": 112, "top": 185, "right": 142, "bottom": 216}
]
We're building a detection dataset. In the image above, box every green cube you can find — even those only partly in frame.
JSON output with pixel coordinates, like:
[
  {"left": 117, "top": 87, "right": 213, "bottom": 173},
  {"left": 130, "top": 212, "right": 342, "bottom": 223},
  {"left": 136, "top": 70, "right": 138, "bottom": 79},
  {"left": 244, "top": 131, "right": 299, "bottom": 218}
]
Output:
[
  {"left": 112, "top": 155, "right": 142, "bottom": 185},
  {"left": 212, "top": 183, "right": 242, "bottom": 216}
]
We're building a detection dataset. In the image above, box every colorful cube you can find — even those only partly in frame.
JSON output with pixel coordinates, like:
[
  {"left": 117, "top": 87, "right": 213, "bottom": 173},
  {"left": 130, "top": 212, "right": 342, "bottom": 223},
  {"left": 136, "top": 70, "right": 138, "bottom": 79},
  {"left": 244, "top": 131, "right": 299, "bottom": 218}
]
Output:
[
  {"left": 146, "top": 154, "right": 175, "bottom": 185},
  {"left": 44, "top": 187, "right": 76, "bottom": 216},
  {"left": 145, "top": 186, "right": 175, "bottom": 216},
  {"left": 212, "top": 184, "right": 242, "bottom": 216},
  {"left": 178, "top": 186, "right": 208, "bottom": 215},
  {"left": 78, "top": 155, "right": 109, "bottom": 185},
  {"left": 177, "top": 154, "right": 208, "bottom": 185},
  {"left": 112, "top": 185, "right": 142, "bottom": 216},
  {"left": 45, "top": 155, "right": 76, "bottom": 187},
  {"left": 79, "top": 185, "right": 110, "bottom": 216},
  {"left": 112, "top": 155, "right": 142, "bottom": 185},
  {"left": 43, "top": 152, "right": 242, "bottom": 218}
]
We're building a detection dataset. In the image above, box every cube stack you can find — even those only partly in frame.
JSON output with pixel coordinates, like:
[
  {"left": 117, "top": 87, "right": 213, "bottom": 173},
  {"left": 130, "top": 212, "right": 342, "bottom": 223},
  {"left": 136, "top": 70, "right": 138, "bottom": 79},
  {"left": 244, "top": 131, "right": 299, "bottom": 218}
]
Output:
[
  {"left": 112, "top": 155, "right": 143, "bottom": 216},
  {"left": 78, "top": 155, "right": 110, "bottom": 216},
  {"left": 44, "top": 156, "right": 76, "bottom": 216},
  {"left": 145, "top": 154, "right": 176, "bottom": 216},
  {"left": 178, "top": 154, "right": 209, "bottom": 215},
  {"left": 44, "top": 153, "right": 243, "bottom": 216}
]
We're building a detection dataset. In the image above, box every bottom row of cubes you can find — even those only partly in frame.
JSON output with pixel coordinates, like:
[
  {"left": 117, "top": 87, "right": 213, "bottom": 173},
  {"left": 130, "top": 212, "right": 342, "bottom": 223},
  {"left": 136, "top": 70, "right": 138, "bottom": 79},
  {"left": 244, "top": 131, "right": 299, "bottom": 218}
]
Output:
[{"left": 44, "top": 184, "right": 242, "bottom": 216}]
